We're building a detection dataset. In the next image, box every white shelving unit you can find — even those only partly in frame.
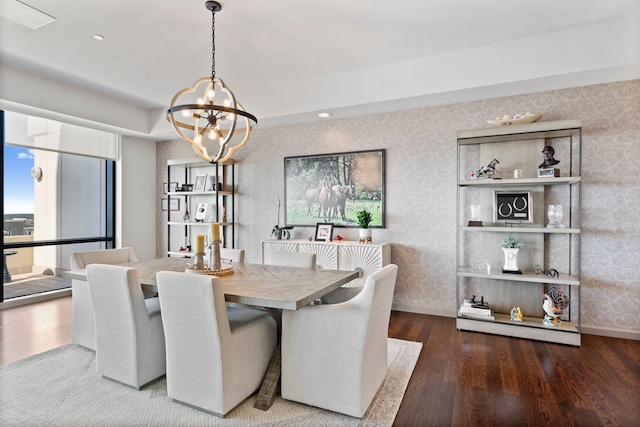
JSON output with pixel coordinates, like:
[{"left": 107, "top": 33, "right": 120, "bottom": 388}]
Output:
[
  {"left": 166, "top": 158, "right": 236, "bottom": 257},
  {"left": 456, "top": 120, "right": 582, "bottom": 346}
]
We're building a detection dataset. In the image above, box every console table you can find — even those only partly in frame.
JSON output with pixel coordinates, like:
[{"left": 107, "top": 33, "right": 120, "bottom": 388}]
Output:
[{"left": 262, "top": 239, "right": 391, "bottom": 302}]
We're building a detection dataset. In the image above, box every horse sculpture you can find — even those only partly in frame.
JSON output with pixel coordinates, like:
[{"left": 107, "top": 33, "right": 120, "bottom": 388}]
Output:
[{"left": 474, "top": 158, "right": 500, "bottom": 179}]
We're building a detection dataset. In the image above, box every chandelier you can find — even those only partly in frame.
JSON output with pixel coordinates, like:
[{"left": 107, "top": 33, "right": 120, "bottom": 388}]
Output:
[{"left": 167, "top": 1, "right": 257, "bottom": 163}]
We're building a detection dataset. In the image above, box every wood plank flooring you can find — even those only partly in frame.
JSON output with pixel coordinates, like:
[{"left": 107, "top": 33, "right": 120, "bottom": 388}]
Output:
[
  {"left": 0, "top": 296, "right": 72, "bottom": 365},
  {"left": 1, "top": 298, "right": 639, "bottom": 426},
  {"left": 389, "top": 311, "right": 640, "bottom": 426}
]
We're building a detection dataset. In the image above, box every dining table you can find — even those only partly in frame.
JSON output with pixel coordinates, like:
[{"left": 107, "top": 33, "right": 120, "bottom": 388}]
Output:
[{"left": 64, "top": 256, "right": 360, "bottom": 410}]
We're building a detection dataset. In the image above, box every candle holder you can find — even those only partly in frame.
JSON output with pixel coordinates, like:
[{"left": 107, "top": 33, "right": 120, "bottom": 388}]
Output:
[
  {"left": 193, "top": 252, "right": 206, "bottom": 270},
  {"left": 208, "top": 240, "right": 222, "bottom": 270}
]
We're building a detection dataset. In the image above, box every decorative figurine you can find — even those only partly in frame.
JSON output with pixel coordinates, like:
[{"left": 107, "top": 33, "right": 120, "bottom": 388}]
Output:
[
  {"left": 542, "top": 287, "right": 569, "bottom": 326},
  {"left": 470, "top": 295, "right": 490, "bottom": 309},
  {"left": 510, "top": 306, "right": 523, "bottom": 322},
  {"left": 535, "top": 264, "right": 560, "bottom": 278},
  {"left": 473, "top": 158, "right": 500, "bottom": 179},
  {"left": 539, "top": 146, "right": 560, "bottom": 169},
  {"left": 538, "top": 146, "right": 561, "bottom": 177}
]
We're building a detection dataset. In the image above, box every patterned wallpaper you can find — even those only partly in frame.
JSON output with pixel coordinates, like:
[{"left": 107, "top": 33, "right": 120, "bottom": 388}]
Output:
[{"left": 157, "top": 80, "right": 640, "bottom": 336}]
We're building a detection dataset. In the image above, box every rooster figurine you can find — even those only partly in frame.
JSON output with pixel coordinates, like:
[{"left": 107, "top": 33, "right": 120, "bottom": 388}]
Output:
[{"left": 543, "top": 287, "right": 569, "bottom": 326}]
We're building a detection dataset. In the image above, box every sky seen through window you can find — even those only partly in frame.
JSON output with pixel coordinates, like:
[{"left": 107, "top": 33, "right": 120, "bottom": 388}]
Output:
[{"left": 3, "top": 142, "right": 35, "bottom": 214}]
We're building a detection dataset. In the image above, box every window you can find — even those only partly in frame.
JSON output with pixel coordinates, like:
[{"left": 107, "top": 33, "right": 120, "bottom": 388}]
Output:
[{"left": 2, "top": 110, "right": 116, "bottom": 302}]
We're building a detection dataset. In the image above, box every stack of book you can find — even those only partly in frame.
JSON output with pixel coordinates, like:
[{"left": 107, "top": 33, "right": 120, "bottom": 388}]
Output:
[{"left": 459, "top": 299, "right": 495, "bottom": 321}]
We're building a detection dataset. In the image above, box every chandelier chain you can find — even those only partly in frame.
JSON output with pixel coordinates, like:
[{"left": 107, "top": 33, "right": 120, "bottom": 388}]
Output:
[{"left": 211, "top": 8, "right": 216, "bottom": 79}]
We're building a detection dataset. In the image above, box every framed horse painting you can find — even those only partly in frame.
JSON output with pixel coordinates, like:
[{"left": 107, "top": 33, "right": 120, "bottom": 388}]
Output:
[{"left": 283, "top": 149, "right": 385, "bottom": 228}]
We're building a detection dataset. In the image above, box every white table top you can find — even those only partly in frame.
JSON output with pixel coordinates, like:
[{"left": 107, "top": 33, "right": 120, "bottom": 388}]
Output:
[{"left": 64, "top": 257, "right": 359, "bottom": 310}]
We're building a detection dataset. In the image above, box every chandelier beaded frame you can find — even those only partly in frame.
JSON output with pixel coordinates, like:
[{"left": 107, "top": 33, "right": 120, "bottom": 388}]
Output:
[{"left": 167, "top": 1, "right": 257, "bottom": 164}]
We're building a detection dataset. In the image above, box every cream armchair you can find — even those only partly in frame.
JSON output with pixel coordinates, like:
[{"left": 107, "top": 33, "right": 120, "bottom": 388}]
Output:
[
  {"left": 156, "top": 271, "right": 277, "bottom": 417},
  {"left": 70, "top": 247, "right": 138, "bottom": 350},
  {"left": 281, "top": 264, "right": 398, "bottom": 418},
  {"left": 86, "top": 264, "right": 166, "bottom": 389}
]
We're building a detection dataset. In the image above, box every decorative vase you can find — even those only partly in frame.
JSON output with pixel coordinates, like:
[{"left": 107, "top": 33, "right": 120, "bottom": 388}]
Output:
[
  {"left": 502, "top": 248, "right": 520, "bottom": 273},
  {"left": 547, "top": 204, "right": 563, "bottom": 228},
  {"left": 183, "top": 204, "right": 190, "bottom": 222},
  {"left": 470, "top": 205, "right": 481, "bottom": 221},
  {"left": 359, "top": 228, "right": 372, "bottom": 244}
]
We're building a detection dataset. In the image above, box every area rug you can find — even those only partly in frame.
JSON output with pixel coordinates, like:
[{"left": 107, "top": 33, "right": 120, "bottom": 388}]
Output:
[{"left": 0, "top": 338, "right": 421, "bottom": 426}]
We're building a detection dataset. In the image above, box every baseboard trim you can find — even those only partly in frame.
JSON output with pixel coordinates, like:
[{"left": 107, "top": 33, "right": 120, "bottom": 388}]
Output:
[
  {"left": 392, "top": 304, "right": 639, "bottom": 341},
  {"left": 581, "top": 325, "right": 640, "bottom": 341},
  {"left": 392, "top": 303, "right": 456, "bottom": 319},
  {"left": 0, "top": 289, "right": 71, "bottom": 310}
]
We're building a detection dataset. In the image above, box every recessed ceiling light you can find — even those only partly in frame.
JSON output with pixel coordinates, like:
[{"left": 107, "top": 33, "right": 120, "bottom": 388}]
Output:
[
  {"left": 318, "top": 112, "right": 333, "bottom": 118},
  {"left": 0, "top": 0, "right": 55, "bottom": 29},
  {"left": 93, "top": 34, "right": 105, "bottom": 41}
]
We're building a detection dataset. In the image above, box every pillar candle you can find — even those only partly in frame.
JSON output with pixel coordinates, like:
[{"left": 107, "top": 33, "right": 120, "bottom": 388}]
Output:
[
  {"left": 195, "top": 235, "right": 205, "bottom": 253},
  {"left": 211, "top": 222, "right": 220, "bottom": 242}
]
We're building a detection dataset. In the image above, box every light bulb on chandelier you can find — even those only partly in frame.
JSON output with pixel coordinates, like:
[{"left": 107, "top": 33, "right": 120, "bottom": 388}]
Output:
[{"left": 166, "top": 1, "right": 257, "bottom": 164}]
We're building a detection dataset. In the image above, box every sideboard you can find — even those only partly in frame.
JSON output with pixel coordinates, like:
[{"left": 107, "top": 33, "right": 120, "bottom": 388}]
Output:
[{"left": 261, "top": 239, "right": 391, "bottom": 303}]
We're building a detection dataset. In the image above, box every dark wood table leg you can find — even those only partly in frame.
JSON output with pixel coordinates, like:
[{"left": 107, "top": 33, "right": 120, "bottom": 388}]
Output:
[
  {"left": 254, "top": 346, "right": 281, "bottom": 410},
  {"left": 254, "top": 307, "right": 282, "bottom": 410}
]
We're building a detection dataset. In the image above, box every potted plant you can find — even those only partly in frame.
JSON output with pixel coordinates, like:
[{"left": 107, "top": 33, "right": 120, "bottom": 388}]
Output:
[
  {"left": 272, "top": 195, "right": 293, "bottom": 240},
  {"left": 356, "top": 209, "right": 373, "bottom": 243},
  {"left": 501, "top": 234, "right": 522, "bottom": 273}
]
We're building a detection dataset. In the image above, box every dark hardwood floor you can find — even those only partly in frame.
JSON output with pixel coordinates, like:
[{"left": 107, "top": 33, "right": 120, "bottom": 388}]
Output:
[
  {"left": 1, "top": 297, "right": 639, "bottom": 426},
  {"left": 389, "top": 311, "right": 640, "bottom": 427}
]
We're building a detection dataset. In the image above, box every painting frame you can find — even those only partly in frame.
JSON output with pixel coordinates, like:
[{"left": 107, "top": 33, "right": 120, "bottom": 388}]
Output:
[
  {"left": 493, "top": 190, "right": 533, "bottom": 223},
  {"left": 284, "top": 149, "right": 385, "bottom": 228},
  {"left": 161, "top": 198, "right": 180, "bottom": 211},
  {"left": 314, "top": 223, "right": 334, "bottom": 241}
]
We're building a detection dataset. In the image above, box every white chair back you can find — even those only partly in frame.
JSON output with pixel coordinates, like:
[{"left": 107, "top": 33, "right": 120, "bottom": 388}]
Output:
[
  {"left": 220, "top": 248, "right": 244, "bottom": 264},
  {"left": 71, "top": 247, "right": 137, "bottom": 269},
  {"left": 157, "top": 271, "right": 277, "bottom": 416},
  {"left": 269, "top": 251, "right": 316, "bottom": 269},
  {"left": 86, "top": 264, "right": 165, "bottom": 389},
  {"left": 70, "top": 247, "right": 139, "bottom": 350},
  {"left": 281, "top": 264, "right": 398, "bottom": 418}
]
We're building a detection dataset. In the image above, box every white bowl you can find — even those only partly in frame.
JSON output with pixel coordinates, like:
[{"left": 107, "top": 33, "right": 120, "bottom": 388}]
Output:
[{"left": 487, "top": 113, "right": 542, "bottom": 126}]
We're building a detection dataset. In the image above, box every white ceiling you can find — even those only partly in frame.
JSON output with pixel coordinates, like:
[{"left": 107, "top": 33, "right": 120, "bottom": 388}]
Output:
[{"left": 1, "top": 0, "right": 639, "bottom": 140}]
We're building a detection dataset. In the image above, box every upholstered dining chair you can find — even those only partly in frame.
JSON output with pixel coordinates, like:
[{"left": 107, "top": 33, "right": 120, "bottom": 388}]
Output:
[
  {"left": 156, "top": 271, "right": 277, "bottom": 417},
  {"left": 269, "top": 251, "right": 316, "bottom": 269},
  {"left": 281, "top": 263, "right": 398, "bottom": 418},
  {"left": 220, "top": 248, "right": 244, "bottom": 264},
  {"left": 70, "top": 247, "right": 139, "bottom": 350},
  {"left": 86, "top": 264, "right": 166, "bottom": 390}
]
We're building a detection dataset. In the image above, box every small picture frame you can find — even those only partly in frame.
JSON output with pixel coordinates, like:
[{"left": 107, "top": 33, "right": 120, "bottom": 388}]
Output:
[
  {"left": 194, "top": 174, "right": 207, "bottom": 192},
  {"left": 494, "top": 191, "right": 532, "bottom": 223},
  {"left": 161, "top": 198, "right": 180, "bottom": 211},
  {"left": 194, "top": 203, "right": 208, "bottom": 222},
  {"left": 314, "top": 223, "right": 334, "bottom": 241},
  {"left": 163, "top": 182, "right": 178, "bottom": 194}
]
